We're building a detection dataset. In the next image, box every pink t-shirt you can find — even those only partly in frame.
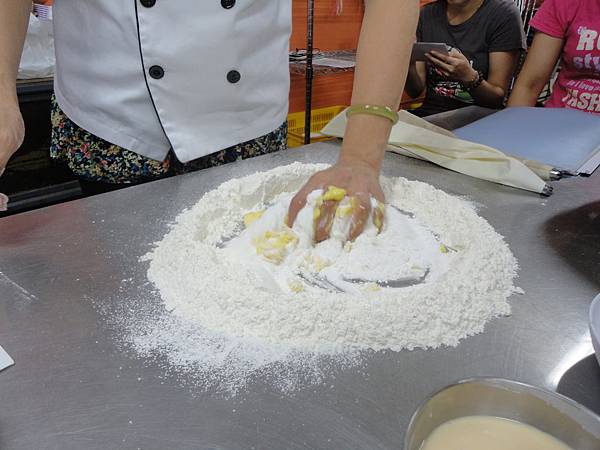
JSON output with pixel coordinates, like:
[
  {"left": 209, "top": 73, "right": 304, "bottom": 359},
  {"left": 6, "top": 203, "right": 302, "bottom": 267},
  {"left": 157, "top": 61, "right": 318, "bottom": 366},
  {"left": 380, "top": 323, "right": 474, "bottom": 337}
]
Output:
[{"left": 530, "top": 0, "right": 600, "bottom": 114}]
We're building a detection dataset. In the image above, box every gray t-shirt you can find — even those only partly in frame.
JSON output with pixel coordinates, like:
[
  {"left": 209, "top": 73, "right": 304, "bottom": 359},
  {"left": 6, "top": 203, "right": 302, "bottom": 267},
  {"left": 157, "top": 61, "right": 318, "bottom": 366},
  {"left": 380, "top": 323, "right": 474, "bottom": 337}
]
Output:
[{"left": 416, "top": 0, "right": 526, "bottom": 116}]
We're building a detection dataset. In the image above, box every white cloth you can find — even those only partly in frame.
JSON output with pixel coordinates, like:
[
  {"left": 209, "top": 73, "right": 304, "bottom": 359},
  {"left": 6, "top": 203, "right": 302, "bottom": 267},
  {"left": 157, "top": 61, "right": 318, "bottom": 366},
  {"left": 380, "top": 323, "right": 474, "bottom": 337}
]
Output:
[
  {"left": 52, "top": 0, "right": 291, "bottom": 162},
  {"left": 321, "top": 109, "right": 549, "bottom": 194}
]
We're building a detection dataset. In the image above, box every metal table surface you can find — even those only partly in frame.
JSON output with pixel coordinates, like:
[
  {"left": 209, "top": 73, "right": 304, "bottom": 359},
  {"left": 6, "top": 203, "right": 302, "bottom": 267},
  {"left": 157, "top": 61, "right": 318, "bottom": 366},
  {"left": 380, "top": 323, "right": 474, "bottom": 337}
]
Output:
[{"left": 1, "top": 142, "right": 599, "bottom": 450}]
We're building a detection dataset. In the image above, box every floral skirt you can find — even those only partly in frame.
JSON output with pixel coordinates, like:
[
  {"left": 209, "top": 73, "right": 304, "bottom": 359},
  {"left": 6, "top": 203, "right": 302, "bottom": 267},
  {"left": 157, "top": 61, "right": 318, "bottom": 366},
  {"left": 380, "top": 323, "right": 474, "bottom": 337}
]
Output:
[{"left": 49, "top": 96, "right": 288, "bottom": 184}]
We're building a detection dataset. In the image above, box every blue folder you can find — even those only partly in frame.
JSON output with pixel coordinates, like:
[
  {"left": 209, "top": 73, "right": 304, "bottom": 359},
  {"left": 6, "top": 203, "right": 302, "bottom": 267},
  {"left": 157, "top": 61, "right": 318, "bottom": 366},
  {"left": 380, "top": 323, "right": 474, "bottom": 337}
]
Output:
[{"left": 454, "top": 107, "right": 600, "bottom": 175}]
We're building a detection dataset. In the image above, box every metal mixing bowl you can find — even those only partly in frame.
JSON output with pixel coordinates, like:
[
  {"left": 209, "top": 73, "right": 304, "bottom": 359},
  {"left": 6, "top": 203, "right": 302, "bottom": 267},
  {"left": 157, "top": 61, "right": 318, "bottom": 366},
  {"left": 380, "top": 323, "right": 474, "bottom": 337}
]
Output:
[{"left": 404, "top": 378, "right": 600, "bottom": 450}]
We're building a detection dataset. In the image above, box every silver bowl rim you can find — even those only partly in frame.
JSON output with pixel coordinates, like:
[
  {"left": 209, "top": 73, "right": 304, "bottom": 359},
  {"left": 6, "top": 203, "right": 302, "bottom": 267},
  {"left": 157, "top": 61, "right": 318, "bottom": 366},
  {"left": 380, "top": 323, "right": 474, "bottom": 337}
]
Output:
[{"left": 403, "top": 376, "right": 600, "bottom": 450}]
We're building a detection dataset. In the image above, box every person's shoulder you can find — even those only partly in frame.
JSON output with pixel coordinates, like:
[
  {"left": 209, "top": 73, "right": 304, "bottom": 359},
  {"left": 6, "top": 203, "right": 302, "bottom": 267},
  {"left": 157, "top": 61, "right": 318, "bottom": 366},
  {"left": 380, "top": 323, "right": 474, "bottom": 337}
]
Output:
[
  {"left": 481, "top": 0, "right": 523, "bottom": 27},
  {"left": 537, "top": 0, "right": 584, "bottom": 14},
  {"left": 541, "top": 0, "right": 586, "bottom": 7},
  {"left": 421, "top": 1, "right": 442, "bottom": 11},
  {"left": 421, "top": 1, "right": 443, "bottom": 16},
  {"left": 485, "top": 0, "right": 521, "bottom": 16},
  {"left": 419, "top": 1, "right": 446, "bottom": 26},
  {"left": 533, "top": 0, "right": 583, "bottom": 26}
]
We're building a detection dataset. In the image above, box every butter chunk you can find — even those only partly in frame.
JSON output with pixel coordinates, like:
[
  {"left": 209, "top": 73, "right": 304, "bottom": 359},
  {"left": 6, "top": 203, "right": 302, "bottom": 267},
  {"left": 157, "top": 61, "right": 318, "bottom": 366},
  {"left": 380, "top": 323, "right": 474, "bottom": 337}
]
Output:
[
  {"left": 322, "top": 185, "right": 347, "bottom": 202},
  {"left": 252, "top": 229, "right": 298, "bottom": 264},
  {"left": 243, "top": 210, "right": 265, "bottom": 228}
]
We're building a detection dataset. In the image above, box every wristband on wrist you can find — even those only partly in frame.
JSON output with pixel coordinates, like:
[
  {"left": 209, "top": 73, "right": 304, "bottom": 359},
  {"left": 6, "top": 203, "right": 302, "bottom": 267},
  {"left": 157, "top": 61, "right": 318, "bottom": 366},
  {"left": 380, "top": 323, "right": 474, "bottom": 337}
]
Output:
[
  {"left": 346, "top": 104, "right": 399, "bottom": 125},
  {"left": 462, "top": 70, "right": 484, "bottom": 92}
]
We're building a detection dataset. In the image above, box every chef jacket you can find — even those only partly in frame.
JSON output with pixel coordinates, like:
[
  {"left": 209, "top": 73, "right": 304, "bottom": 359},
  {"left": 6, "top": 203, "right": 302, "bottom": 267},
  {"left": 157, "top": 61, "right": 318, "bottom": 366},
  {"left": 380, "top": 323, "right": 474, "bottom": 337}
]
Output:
[{"left": 52, "top": 0, "right": 292, "bottom": 162}]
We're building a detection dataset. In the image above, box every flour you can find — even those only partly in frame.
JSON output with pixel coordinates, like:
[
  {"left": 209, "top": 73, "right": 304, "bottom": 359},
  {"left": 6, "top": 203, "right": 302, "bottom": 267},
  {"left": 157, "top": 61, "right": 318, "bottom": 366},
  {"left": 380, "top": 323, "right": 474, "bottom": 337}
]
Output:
[
  {"left": 128, "top": 163, "right": 519, "bottom": 394},
  {"left": 222, "top": 191, "right": 449, "bottom": 295}
]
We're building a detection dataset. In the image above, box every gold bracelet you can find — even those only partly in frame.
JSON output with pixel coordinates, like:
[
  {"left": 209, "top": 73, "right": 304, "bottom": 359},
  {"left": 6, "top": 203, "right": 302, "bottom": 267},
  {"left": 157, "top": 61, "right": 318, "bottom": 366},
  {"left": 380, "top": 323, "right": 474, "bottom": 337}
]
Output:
[{"left": 346, "top": 104, "right": 399, "bottom": 125}]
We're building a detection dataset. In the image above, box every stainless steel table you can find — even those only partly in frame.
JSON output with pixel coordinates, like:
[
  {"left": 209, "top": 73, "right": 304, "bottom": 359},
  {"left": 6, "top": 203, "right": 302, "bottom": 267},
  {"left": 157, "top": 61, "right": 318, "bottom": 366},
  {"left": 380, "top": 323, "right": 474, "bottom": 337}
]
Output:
[{"left": 1, "top": 142, "right": 599, "bottom": 450}]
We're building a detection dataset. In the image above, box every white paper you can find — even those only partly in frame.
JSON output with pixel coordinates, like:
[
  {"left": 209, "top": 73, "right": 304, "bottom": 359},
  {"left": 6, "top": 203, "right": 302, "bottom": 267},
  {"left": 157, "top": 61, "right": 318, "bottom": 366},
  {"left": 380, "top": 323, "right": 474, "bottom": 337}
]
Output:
[{"left": 0, "top": 345, "right": 14, "bottom": 372}]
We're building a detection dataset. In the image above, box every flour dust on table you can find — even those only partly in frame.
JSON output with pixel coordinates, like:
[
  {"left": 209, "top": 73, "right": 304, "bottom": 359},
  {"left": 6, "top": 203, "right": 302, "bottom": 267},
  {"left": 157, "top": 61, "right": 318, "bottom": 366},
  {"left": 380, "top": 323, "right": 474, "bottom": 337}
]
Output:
[{"left": 122, "top": 163, "right": 520, "bottom": 395}]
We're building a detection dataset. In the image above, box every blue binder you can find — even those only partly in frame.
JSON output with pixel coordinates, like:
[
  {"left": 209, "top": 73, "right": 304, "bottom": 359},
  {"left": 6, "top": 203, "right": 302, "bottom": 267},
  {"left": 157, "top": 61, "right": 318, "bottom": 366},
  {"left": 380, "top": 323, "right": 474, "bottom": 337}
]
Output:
[{"left": 454, "top": 107, "right": 600, "bottom": 175}]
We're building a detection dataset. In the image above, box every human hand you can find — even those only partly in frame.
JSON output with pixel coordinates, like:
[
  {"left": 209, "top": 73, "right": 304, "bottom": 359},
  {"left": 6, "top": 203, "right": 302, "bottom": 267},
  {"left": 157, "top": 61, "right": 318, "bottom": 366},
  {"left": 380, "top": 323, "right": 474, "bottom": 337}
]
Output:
[
  {"left": 0, "top": 166, "right": 8, "bottom": 211},
  {"left": 0, "top": 102, "right": 24, "bottom": 171},
  {"left": 426, "top": 49, "right": 478, "bottom": 84},
  {"left": 0, "top": 102, "right": 23, "bottom": 212},
  {"left": 0, "top": 174, "right": 7, "bottom": 212},
  {"left": 287, "top": 158, "right": 385, "bottom": 243}
]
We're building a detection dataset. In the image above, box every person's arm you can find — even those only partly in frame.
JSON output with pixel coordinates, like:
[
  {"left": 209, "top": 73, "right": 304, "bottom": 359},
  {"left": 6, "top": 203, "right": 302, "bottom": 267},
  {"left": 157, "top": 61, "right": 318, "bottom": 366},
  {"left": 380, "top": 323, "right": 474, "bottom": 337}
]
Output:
[
  {"left": 288, "top": 0, "right": 419, "bottom": 241},
  {"left": 405, "top": 61, "right": 427, "bottom": 99},
  {"left": 0, "top": 0, "right": 30, "bottom": 171},
  {"left": 471, "top": 51, "right": 520, "bottom": 107},
  {"left": 426, "top": 48, "right": 520, "bottom": 108},
  {"left": 507, "top": 32, "right": 563, "bottom": 107}
]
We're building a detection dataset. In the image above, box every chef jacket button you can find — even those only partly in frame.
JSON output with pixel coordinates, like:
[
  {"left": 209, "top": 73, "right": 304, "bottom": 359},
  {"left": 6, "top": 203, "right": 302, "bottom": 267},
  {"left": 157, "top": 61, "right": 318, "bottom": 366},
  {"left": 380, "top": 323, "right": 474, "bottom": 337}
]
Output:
[
  {"left": 149, "top": 65, "right": 165, "bottom": 80},
  {"left": 227, "top": 70, "right": 241, "bottom": 84},
  {"left": 221, "top": 0, "right": 236, "bottom": 9},
  {"left": 140, "top": 0, "right": 156, "bottom": 7}
]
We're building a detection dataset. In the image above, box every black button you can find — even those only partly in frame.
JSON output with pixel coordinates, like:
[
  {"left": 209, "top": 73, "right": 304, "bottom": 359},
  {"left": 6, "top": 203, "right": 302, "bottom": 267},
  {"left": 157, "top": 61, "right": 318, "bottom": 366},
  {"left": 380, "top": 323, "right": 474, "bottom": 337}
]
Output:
[
  {"left": 221, "top": 0, "right": 236, "bottom": 9},
  {"left": 149, "top": 65, "right": 164, "bottom": 80},
  {"left": 227, "top": 70, "right": 241, "bottom": 84},
  {"left": 140, "top": 0, "right": 156, "bottom": 7}
]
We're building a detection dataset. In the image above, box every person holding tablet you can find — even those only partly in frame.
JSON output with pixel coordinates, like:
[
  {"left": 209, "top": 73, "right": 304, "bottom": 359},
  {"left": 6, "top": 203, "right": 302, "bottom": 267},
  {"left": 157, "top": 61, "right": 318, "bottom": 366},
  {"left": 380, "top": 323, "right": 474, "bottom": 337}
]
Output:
[{"left": 406, "top": 0, "right": 526, "bottom": 117}]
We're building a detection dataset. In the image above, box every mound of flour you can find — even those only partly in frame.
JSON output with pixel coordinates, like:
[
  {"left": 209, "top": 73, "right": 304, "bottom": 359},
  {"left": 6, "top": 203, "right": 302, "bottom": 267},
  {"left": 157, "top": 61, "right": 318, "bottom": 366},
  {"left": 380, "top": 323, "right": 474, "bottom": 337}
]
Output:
[
  {"left": 131, "top": 163, "right": 519, "bottom": 393},
  {"left": 222, "top": 189, "right": 451, "bottom": 296}
]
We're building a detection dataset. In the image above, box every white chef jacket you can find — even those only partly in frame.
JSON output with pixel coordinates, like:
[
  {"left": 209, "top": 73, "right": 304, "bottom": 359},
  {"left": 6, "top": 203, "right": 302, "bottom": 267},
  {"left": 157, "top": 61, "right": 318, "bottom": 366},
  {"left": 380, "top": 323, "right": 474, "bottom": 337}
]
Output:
[{"left": 52, "top": 0, "right": 292, "bottom": 163}]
